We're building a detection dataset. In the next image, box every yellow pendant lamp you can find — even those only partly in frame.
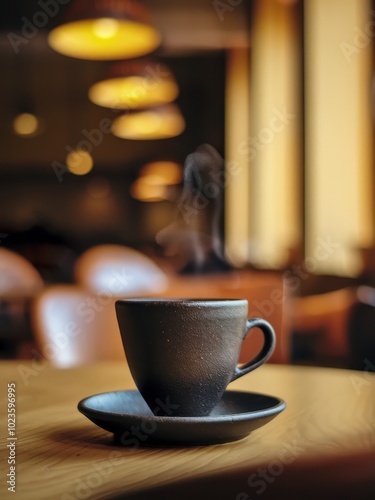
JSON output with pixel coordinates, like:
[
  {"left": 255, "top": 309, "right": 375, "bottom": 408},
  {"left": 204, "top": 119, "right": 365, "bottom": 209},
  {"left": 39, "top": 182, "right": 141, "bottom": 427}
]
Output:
[
  {"left": 140, "top": 161, "right": 183, "bottom": 184},
  {"left": 111, "top": 104, "right": 185, "bottom": 140},
  {"left": 88, "top": 59, "right": 179, "bottom": 110},
  {"left": 48, "top": 0, "right": 161, "bottom": 60},
  {"left": 130, "top": 161, "right": 182, "bottom": 201}
]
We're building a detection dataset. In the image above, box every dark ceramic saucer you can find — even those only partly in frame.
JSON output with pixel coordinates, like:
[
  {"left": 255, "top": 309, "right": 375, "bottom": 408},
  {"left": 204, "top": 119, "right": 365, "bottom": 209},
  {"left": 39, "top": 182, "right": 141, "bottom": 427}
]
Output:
[{"left": 78, "top": 390, "right": 286, "bottom": 446}]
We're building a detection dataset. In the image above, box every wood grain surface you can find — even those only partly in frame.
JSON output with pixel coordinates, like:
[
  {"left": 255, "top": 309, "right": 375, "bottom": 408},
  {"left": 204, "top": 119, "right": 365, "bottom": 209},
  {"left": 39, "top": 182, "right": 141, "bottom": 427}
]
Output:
[{"left": 1, "top": 361, "right": 375, "bottom": 499}]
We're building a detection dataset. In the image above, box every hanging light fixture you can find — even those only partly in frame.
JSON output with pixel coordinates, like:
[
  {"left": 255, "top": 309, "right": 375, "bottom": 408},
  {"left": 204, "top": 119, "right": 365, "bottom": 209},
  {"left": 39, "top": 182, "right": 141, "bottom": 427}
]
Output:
[
  {"left": 111, "top": 104, "right": 185, "bottom": 140},
  {"left": 130, "top": 161, "right": 182, "bottom": 201},
  {"left": 130, "top": 176, "right": 168, "bottom": 202},
  {"left": 88, "top": 59, "right": 179, "bottom": 110},
  {"left": 130, "top": 160, "right": 182, "bottom": 201},
  {"left": 48, "top": 0, "right": 161, "bottom": 60},
  {"left": 140, "top": 161, "right": 183, "bottom": 184}
]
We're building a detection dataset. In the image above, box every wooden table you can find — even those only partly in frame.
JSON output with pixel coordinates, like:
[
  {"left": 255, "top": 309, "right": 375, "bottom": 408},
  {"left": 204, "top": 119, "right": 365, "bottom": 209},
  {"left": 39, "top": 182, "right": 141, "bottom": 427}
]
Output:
[{"left": 1, "top": 361, "right": 375, "bottom": 499}]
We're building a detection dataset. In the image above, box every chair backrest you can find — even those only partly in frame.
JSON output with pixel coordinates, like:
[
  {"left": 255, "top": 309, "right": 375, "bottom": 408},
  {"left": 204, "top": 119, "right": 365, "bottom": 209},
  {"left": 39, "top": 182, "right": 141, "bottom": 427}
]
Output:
[
  {"left": 31, "top": 284, "right": 124, "bottom": 368},
  {"left": 349, "top": 286, "right": 375, "bottom": 369},
  {"left": 291, "top": 287, "right": 357, "bottom": 359},
  {"left": 156, "top": 270, "right": 290, "bottom": 364},
  {"left": 74, "top": 244, "right": 168, "bottom": 297},
  {"left": 0, "top": 247, "right": 43, "bottom": 299}
]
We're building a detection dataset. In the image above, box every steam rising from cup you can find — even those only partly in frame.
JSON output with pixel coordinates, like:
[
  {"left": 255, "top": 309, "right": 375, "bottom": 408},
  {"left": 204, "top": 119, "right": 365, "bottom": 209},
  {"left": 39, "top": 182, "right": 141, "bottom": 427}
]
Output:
[{"left": 156, "top": 144, "right": 232, "bottom": 273}]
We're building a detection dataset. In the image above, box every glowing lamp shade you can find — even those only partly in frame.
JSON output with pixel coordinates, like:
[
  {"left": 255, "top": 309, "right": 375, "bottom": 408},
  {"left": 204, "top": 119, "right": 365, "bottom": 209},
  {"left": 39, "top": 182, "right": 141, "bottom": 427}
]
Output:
[
  {"left": 130, "top": 176, "right": 168, "bottom": 202},
  {"left": 66, "top": 149, "right": 94, "bottom": 176},
  {"left": 131, "top": 161, "right": 182, "bottom": 202},
  {"left": 88, "top": 61, "right": 179, "bottom": 110},
  {"left": 48, "top": 0, "right": 161, "bottom": 60},
  {"left": 140, "top": 161, "right": 182, "bottom": 184},
  {"left": 112, "top": 104, "right": 185, "bottom": 140}
]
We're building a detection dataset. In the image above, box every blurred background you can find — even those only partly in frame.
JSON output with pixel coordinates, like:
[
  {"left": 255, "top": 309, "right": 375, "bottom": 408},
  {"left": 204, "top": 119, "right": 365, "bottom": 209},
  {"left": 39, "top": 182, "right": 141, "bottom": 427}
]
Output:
[
  {"left": 0, "top": 0, "right": 231, "bottom": 274},
  {"left": 1, "top": 0, "right": 375, "bottom": 370}
]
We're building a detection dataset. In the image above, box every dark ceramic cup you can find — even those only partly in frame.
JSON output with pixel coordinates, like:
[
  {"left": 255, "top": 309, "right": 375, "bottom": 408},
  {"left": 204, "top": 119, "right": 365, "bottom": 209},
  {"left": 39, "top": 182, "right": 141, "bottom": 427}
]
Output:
[{"left": 115, "top": 298, "right": 276, "bottom": 417}]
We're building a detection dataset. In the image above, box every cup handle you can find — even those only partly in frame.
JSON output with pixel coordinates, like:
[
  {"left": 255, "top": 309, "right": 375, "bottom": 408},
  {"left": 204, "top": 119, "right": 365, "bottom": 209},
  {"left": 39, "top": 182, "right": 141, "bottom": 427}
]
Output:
[{"left": 231, "top": 318, "right": 276, "bottom": 381}]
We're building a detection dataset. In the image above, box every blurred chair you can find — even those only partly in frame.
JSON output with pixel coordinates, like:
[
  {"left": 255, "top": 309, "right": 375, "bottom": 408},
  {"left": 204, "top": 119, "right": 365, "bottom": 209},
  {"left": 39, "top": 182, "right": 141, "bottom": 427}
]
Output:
[
  {"left": 31, "top": 284, "right": 124, "bottom": 368},
  {"left": 0, "top": 247, "right": 43, "bottom": 299},
  {"left": 0, "top": 247, "right": 44, "bottom": 358},
  {"left": 290, "top": 287, "right": 357, "bottom": 362},
  {"left": 75, "top": 244, "right": 169, "bottom": 297},
  {"left": 348, "top": 286, "right": 375, "bottom": 369},
  {"left": 156, "top": 270, "right": 290, "bottom": 364}
]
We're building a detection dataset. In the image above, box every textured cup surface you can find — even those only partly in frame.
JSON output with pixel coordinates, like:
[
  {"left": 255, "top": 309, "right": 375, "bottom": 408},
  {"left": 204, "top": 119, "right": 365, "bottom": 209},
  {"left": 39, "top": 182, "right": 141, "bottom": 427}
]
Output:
[{"left": 116, "top": 298, "right": 275, "bottom": 417}]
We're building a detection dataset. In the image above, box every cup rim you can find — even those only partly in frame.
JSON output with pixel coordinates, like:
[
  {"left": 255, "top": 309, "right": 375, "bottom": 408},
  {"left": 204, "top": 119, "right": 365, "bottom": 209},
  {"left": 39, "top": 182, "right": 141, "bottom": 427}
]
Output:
[{"left": 115, "top": 298, "right": 248, "bottom": 307}]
